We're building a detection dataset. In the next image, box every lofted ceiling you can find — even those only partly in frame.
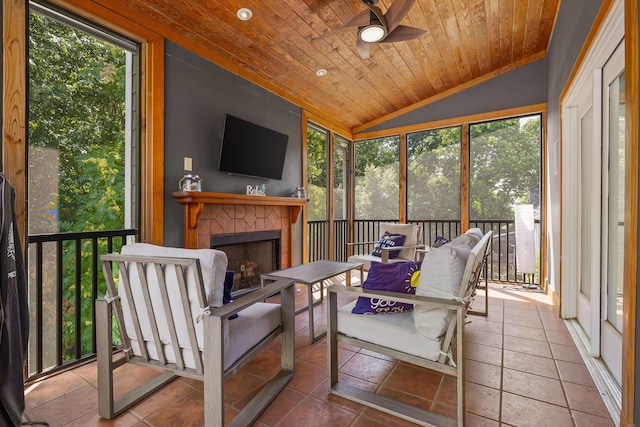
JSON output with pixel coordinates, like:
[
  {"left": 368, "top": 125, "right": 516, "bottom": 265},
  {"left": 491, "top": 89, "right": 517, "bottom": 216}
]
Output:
[{"left": 121, "top": 0, "right": 561, "bottom": 132}]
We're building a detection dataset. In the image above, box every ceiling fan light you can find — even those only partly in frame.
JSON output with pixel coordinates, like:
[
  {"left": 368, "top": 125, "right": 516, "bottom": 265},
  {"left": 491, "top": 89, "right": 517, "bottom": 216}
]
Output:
[{"left": 358, "top": 25, "right": 386, "bottom": 43}]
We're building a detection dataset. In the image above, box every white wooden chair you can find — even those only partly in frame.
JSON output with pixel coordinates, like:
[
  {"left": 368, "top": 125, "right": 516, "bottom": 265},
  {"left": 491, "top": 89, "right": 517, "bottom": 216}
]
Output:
[
  {"left": 347, "top": 222, "right": 424, "bottom": 270},
  {"left": 328, "top": 230, "right": 492, "bottom": 426},
  {"left": 96, "top": 243, "right": 295, "bottom": 427}
]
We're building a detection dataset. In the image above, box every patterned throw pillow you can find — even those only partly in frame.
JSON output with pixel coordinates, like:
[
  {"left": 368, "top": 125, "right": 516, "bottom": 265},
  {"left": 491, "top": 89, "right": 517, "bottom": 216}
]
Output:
[
  {"left": 433, "top": 235, "right": 450, "bottom": 248},
  {"left": 351, "top": 260, "right": 422, "bottom": 314},
  {"left": 371, "top": 231, "right": 406, "bottom": 259},
  {"left": 223, "top": 271, "right": 238, "bottom": 319}
]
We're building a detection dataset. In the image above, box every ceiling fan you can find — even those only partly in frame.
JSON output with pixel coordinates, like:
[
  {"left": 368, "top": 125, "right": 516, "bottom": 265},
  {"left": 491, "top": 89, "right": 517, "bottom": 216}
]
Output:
[{"left": 319, "top": 0, "right": 426, "bottom": 59}]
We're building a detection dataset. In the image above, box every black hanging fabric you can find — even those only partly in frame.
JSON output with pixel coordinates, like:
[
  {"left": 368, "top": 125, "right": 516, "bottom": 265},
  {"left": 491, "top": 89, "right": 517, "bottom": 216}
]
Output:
[{"left": 0, "top": 173, "right": 29, "bottom": 426}]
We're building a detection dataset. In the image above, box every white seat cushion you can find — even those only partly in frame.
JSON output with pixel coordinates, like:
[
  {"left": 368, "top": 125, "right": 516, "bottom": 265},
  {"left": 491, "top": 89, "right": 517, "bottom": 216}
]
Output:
[
  {"left": 225, "top": 302, "right": 281, "bottom": 370},
  {"left": 127, "top": 302, "right": 281, "bottom": 371},
  {"left": 338, "top": 300, "right": 441, "bottom": 361}
]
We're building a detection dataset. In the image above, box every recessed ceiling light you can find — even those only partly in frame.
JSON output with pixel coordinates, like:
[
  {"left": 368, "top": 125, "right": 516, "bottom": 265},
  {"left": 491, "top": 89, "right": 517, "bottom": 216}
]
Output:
[
  {"left": 237, "top": 8, "right": 252, "bottom": 21},
  {"left": 316, "top": 69, "right": 327, "bottom": 77}
]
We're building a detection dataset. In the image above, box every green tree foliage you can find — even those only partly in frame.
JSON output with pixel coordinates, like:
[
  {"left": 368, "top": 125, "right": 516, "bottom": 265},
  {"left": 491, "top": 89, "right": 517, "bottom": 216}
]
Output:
[
  {"left": 407, "top": 127, "right": 462, "bottom": 220},
  {"left": 354, "top": 137, "right": 400, "bottom": 177},
  {"left": 307, "top": 127, "right": 327, "bottom": 188},
  {"left": 353, "top": 136, "right": 400, "bottom": 219},
  {"left": 310, "top": 117, "right": 540, "bottom": 224},
  {"left": 332, "top": 139, "right": 348, "bottom": 220},
  {"left": 307, "top": 127, "right": 327, "bottom": 220},
  {"left": 470, "top": 117, "right": 541, "bottom": 219},
  {"left": 29, "top": 11, "right": 127, "bottom": 360},
  {"left": 29, "top": 12, "right": 126, "bottom": 232}
]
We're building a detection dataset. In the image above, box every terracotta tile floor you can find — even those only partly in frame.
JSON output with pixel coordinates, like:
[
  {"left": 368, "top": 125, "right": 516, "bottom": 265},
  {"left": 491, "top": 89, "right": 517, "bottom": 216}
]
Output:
[{"left": 22, "top": 281, "right": 617, "bottom": 426}]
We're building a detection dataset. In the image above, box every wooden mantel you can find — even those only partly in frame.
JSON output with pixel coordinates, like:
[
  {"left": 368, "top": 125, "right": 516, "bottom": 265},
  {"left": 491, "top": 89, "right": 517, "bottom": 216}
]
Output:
[{"left": 172, "top": 191, "right": 307, "bottom": 250}]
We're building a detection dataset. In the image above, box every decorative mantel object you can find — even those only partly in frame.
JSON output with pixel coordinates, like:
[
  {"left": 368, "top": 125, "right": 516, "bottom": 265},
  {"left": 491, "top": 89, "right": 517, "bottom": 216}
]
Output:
[
  {"left": 292, "top": 186, "right": 307, "bottom": 198},
  {"left": 246, "top": 184, "right": 266, "bottom": 196},
  {"left": 178, "top": 174, "right": 202, "bottom": 192}
]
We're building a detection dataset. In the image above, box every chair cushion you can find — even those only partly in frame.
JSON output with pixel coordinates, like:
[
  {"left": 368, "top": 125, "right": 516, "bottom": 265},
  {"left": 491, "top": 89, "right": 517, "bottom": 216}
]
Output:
[
  {"left": 121, "top": 243, "right": 228, "bottom": 306},
  {"left": 144, "top": 301, "right": 280, "bottom": 372},
  {"left": 115, "top": 244, "right": 284, "bottom": 371},
  {"left": 338, "top": 300, "right": 441, "bottom": 361},
  {"left": 413, "top": 229, "right": 479, "bottom": 339},
  {"left": 448, "top": 228, "right": 482, "bottom": 249},
  {"left": 371, "top": 231, "right": 406, "bottom": 259},
  {"left": 117, "top": 244, "right": 228, "bottom": 367},
  {"left": 224, "top": 302, "right": 281, "bottom": 370},
  {"left": 378, "top": 223, "right": 419, "bottom": 260},
  {"left": 351, "top": 260, "right": 422, "bottom": 314}
]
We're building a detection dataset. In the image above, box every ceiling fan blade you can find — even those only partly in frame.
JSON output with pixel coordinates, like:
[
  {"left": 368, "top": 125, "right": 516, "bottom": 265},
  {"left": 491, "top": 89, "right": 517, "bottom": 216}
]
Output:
[
  {"left": 362, "top": 4, "right": 387, "bottom": 28},
  {"left": 379, "top": 25, "right": 426, "bottom": 43},
  {"left": 341, "top": 9, "right": 371, "bottom": 28},
  {"left": 314, "top": 9, "right": 369, "bottom": 41},
  {"left": 384, "top": 0, "right": 417, "bottom": 33},
  {"left": 356, "top": 37, "right": 371, "bottom": 59}
]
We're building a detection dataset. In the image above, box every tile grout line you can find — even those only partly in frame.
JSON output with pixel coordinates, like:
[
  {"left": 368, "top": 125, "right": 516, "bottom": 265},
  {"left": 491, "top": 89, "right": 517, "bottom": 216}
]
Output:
[{"left": 537, "top": 301, "right": 577, "bottom": 427}]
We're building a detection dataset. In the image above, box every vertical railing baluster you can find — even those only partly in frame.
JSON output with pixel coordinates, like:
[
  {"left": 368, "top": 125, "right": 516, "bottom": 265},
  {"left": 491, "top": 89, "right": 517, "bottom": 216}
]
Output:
[
  {"left": 75, "top": 239, "right": 82, "bottom": 360},
  {"left": 91, "top": 237, "right": 99, "bottom": 354},
  {"left": 36, "top": 242, "right": 44, "bottom": 374},
  {"left": 56, "top": 240, "right": 63, "bottom": 367}
]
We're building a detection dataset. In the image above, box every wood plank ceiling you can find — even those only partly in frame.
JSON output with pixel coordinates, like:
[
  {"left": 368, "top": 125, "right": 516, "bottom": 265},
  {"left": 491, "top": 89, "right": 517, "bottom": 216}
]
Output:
[{"left": 121, "top": 0, "right": 560, "bottom": 132}]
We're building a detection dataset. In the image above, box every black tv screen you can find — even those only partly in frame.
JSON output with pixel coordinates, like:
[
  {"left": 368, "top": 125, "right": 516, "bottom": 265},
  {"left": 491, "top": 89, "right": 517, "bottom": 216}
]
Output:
[{"left": 218, "top": 114, "right": 289, "bottom": 180}]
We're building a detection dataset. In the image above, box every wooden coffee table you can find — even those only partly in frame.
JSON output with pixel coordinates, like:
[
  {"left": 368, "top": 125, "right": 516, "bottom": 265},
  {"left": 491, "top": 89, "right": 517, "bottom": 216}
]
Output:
[{"left": 261, "top": 260, "right": 363, "bottom": 343}]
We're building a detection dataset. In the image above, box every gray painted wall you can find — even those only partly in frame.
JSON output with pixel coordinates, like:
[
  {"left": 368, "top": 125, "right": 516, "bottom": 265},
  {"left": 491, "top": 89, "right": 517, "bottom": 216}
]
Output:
[
  {"left": 545, "top": 0, "right": 603, "bottom": 295},
  {"left": 163, "top": 40, "right": 303, "bottom": 248}
]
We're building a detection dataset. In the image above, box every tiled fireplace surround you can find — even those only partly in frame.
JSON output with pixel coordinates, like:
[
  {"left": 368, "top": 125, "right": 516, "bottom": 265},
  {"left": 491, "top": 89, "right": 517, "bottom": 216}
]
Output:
[{"left": 172, "top": 191, "right": 306, "bottom": 269}]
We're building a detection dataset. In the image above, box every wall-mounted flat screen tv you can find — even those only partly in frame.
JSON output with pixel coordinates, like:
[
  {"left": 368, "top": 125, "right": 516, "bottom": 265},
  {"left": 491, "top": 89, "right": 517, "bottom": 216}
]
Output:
[{"left": 218, "top": 114, "right": 289, "bottom": 180}]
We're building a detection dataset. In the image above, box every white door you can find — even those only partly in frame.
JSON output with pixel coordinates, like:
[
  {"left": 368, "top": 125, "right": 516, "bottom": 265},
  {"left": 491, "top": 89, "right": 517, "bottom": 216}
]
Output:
[
  {"left": 600, "top": 40, "right": 625, "bottom": 385},
  {"left": 561, "top": 0, "right": 624, "bottom": 415}
]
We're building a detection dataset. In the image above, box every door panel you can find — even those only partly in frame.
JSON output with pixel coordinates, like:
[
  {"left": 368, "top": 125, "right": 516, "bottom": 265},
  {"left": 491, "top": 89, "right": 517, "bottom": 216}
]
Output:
[{"left": 600, "top": 40, "right": 624, "bottom": 384}]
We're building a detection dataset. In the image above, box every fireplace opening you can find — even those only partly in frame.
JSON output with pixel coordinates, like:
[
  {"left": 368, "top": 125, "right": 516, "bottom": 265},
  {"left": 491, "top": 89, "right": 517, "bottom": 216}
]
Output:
[{"left": 211, "top": 230, "right": 280, "bottom": 297}]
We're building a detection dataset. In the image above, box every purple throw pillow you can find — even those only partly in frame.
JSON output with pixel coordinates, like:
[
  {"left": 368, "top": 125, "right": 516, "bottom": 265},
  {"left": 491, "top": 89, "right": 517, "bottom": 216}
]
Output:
[
  {"left": 371, "top": 231, "right": 406, "bottom": 259},
  {"left": 433, "top": 235, "right": 450, "bottom": 248},
  {"left": 352, "top": 260, "right": 422, "bottom": 315}
]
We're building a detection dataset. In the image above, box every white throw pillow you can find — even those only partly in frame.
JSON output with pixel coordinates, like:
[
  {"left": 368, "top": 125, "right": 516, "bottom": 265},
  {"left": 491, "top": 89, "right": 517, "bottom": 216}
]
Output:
[
  {"left": 448, "top": 229, "right": 481, "bottom": 249},
  {"left": 413, "top": 243, "right": 471, "bottom": 339},
  {"left": 465, "top": 227, "right": 484, "bottom": 241}
]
